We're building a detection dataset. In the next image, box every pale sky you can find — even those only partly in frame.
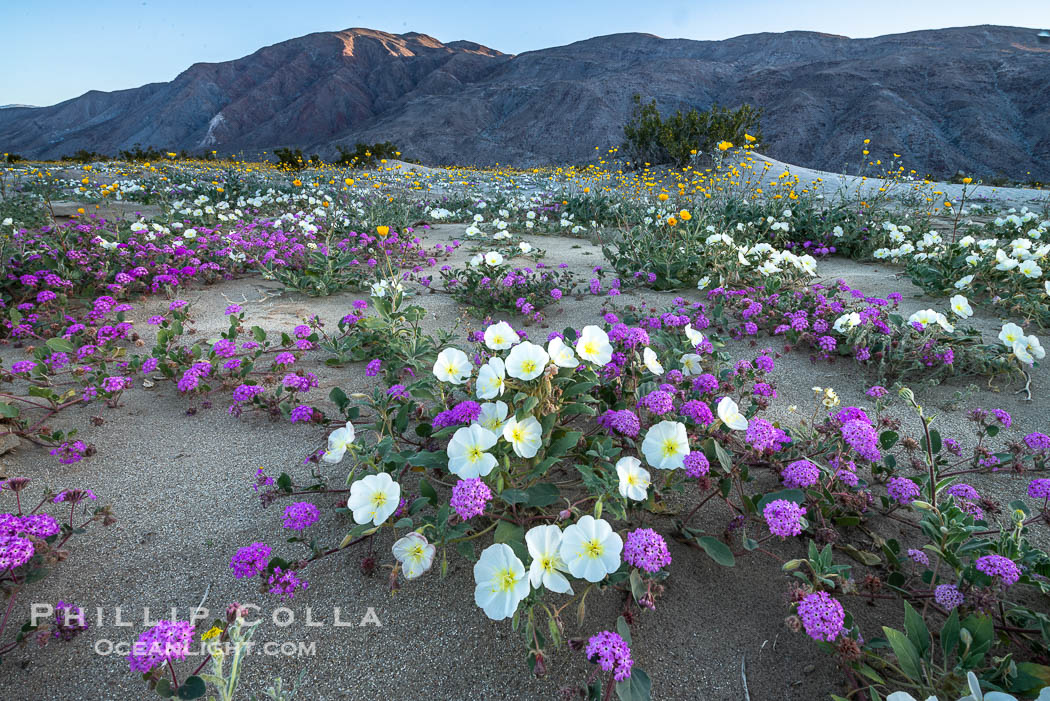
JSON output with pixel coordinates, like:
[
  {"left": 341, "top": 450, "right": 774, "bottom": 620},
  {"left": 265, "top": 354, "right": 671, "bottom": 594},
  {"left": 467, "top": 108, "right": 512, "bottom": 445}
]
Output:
[{"left": 3, "top": 0, "right": 1049, "bottom": 106}]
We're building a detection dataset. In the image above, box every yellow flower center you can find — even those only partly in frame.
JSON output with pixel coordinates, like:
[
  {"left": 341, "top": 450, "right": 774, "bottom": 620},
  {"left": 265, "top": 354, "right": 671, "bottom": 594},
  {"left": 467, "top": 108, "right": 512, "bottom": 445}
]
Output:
[
  {"left": 583, "top": 539, "right": 604, "bottom": 559},
  {"left": 540, "top": 556, "right": 555, "bottom": 573},
  {"left": 661, "top": 438, "right": 678, "bottom": 457},
  {"left": 511, "top": 427, "right": 524, "bottom": 442},
  {"left": 371, "top": 491, "right": 387, "bottom": 508},
  {"left": 626, "top": 474, "right": 639, "bottom": 486},
  {"left": 468, "top": 446, "right": 483, "bottom": 462},
  {"left": 521, "top": 360, "right": 536, "bottom": 374},
  {"left": 583, "top": 342, "right": 596, "bottom": 356},
  {"left": 495, "top": 567, "right": 518, "bottom": 592}
]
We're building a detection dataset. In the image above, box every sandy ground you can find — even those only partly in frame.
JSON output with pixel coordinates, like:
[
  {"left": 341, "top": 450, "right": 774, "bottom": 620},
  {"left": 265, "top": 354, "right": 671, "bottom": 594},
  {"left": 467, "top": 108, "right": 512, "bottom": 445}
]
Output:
[{"left": 1, "top": 221, "right": 1048, "bottom": 701}]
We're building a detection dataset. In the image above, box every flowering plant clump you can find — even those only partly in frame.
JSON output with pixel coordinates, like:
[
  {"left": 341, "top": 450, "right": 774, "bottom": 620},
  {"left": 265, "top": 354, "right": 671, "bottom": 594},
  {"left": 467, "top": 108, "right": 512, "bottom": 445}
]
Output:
[
  {"left": 437, "top": 250, "right": 579, "bottom": 321},
  {"left": 0, "top": 478, "right": 113, "bottom": 658}
]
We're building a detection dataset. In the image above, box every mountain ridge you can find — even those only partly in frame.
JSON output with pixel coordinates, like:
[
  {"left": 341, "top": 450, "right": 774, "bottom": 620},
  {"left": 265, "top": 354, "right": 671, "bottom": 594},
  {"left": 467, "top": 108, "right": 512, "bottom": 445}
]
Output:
[{"left": 2, "top": 25, "right": 1047, "bottom": 179}]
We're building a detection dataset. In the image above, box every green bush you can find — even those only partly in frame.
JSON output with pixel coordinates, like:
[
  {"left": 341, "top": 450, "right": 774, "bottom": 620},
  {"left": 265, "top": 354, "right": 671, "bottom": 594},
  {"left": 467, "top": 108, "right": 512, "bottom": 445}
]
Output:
[
  {"left": 335, "top": 141, "right": 401, "bottom": 168},
  {"left": 622, "top": 94, "right": 763, "bottom": 167}
]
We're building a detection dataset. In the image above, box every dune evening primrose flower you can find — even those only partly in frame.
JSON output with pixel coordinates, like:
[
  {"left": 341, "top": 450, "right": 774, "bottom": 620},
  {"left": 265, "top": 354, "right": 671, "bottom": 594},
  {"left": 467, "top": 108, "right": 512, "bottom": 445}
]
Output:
[
  {"left": 476, "top": 357, "right": 507, "bottom": 399},
  {"left": 559, "top": 515, "right": 623, "bottom": 582},
  {"left": 474, "top": 543, "right": 529, "bottom": 620},
  {"left": 483, "top": 321, "right": 520, "bottom": 350},
  {"left": 547, "top": 336, "right": 578, "bottom": 367},
  {"left": 797, "top": 592, "right": 846, "bottom": 642},
  {"left": 346, "top": 473, "right": 401, "bottom": 526},
  {"left": 575, "top": 325, "right": 613, "bottom": 366},
  {"left": 641, "top": 420, "right": 690, "bottom": 470},
  {"left": 999, "top": 323, "right": 1025, "bottom": 348},
  {"left": 615, "top": 456, "right": 651, "bottom": 500},
  {"left": 680, "top": 353, "right": 703, "bottom": 376},
  {"left": 447, "top": 425, "right": 499, "bottom": 478},
  {"left": 684, "top": 324, "right": 705, "bottom": 347},
  {"left": 475, "top": 401, "right": 509, "bottom": 433},
  {"left": 505, "top": 341, "right": 549, "bottom": 381},
  {"left": 717, "top": 396, "right": 748, "bottom": 430},
  {"left": 642, "top": 347, "right": 664, "bottom": 375},
  {"left": 322, "top": 421, "right": 355, "bottom": 463},
  {"left": 525, "top": 525, "right": 573, "bottom": 594},
  {"left": 950, "top": 295, "right": 973, "bottom": 318},
  {"left": 585, "top": 631, "right": 634, "bottom": 681},
  {"left": 391, "top": 532, "right": 436, "bottom": 580},
  {"left": 502, "top": 415, "right": 543, "bottom": 458},
  {"left": 433, "top": 347, "right": 472, "bottom": 384}
]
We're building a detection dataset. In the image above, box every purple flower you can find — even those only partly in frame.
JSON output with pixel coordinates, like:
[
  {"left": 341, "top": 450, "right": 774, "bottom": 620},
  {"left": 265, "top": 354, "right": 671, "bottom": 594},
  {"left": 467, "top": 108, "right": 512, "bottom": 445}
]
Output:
[
  {"left": 365, "top": 358, "right": 382, "bottom": 377},
  {"left": 865, "top": 385, "right": 888, "bottom": 398},
  {"left": 0, "top": 534, "right": 35, "bottom": 570},
  {"left": 450, "top": 478, "right": 493, "bottom": 520},
  {"left": 623, "top": 528, "right": 672, "bottom": 573},
  {"left": 841, "top": 419, "right": 881, "bottom": 462},
  {"left": 1027, "top": 479, "right": 1050, "bottom": 500},
  {"left": 387, "top": 384, "right": 410, "bottom": 400},
  {"left": 585, "top": 631, "right": 633, "bottom": 681},
  {"left": 232, "top": 384, "right": 264, "bottom": 402},
  {"left": 128, "top": 620, "right": 195, "bottom": 673},
  {"left": 224, "top": 304, "right": 242, "bottom": 315},
  {"left": 764, "top": 500, "right": 807, "bottom": 538},
  {"left": 230, "top": 543, "right": 271, "bottom": 579},
  {"left": 935, "top": 584, "right": 964, "bottom": 610},
  {"left": 975, "top": 554, "right": 1020, "bottom": 588},
  {"left": 289, "top": 405, "right": 314, "bottom": 423},
  {"left": 18, "top": 513, "right": 60, "bottom": 538},
  {"left": 599, "top": 410, "right": 641, "bottom": 438},
  {"left": 782, "top": 460, "right": 820, "bottom": 489},
  {"left": 268, "top": 567, "right": 309, "bottom": 599},
  {"left": 683, "top": 452, "right": 710, "bottom": 478},
  {"left": 1024, "top": 433, "right": 1050, "bottom": 453},
  {"left": 293, "top": 324, "right": 312, "bottom": 339},
  {"left": 747, "top": 418, "right": 790, "bottom": 453},
  {"left": 907, "top": 549, "right": 930, "bottom": 567},
  {"left": 282, "top": 502, "right": 320, "bottom": 530},
  {"left": 887, "top": 477, "right": 920, "bottom": 504},
  {"left": 52, "top": 601, "right": 89, "bottom": 641},
  {"left": 797, "top": 591, "right": 846, "bottom": 642},
  {"left": 680, "top": 400, "right": 714, "bottom": 426},
  {"left": 992, "top": 409, "right": 1012, "bottom": 428},
  {"left": 640, "top": 390, "right": 674, "bottom": 416}
]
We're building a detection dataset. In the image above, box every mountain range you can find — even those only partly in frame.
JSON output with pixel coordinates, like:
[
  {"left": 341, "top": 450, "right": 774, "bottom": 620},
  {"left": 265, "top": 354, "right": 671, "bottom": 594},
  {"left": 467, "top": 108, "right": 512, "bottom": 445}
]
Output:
[{"left": 2, "top": 25, "right": 1048, "bottom": 180}]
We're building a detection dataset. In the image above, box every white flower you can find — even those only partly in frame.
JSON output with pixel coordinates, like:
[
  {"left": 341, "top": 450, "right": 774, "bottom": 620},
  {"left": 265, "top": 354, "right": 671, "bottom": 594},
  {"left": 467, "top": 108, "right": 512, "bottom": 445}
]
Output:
[
  {"left": 559, "top": 515, "right": 623, "bottom": 582},
  {"left": 995, "top": 249, "right": 1018, "bottom": 271},
  {"left": 474, "top": 544, "right": 530, "bottom": 620},
  {"left": 476, "top": 357, "right": 506, "bottom": 399},
  {"left": 696, "top": 275, "right": 711, "bottom": 290},
  {"left": 392, "top": 532, "right": 436, "bottom": 579},
  {"left": 547, "top": 336, "right": 578, "bottom": 368},
  {"left": 1045, "top": 280, "right": 1050, "bottom": 297},
  {"left": 641, "top": 420, "right": 690, "bottom": 470},
  {"left": 502, "top": 415, "right": 543, "bottom": 458},
  {"left": 505, "top": 341, "right": 549, "bottom": 381},
  {"left": 680, "top": 353, "right": 703, "bottom": 376},
  {"left": 322, "top": 421, "right": 355, "bottom": 463},
  {"left": 954, "top": 275, "right": 974, "bottom": 289},
  {"left": 484, "top": 251, "right": 504, "bottom": 266},
  {"left": 1019, "top": 259, "right": 1043, "bottom": 278},
  {"left": 447, "top": 425, "right": 498, "bottom": 478},
  {"left": 346, "top": 473, "right": 401, "bottom": 526},
  {"left": 616, "top": 456, "right": 651, "bottom": 501},
  {"left": 484, "top": 321, "right": 519, "bottom": 351},
  {"left": 833, "top": 312, "right": 862, "bottom": 332},
  {"left": 518, "top": 241, "right": 533, "bottom": 254},
  {"left": 575, "top": 325, "right": 613, "bottom": 366},
  {"left": 684, "top": 324, "right": 705, "bottom": 348},
  {"left": 999, "top": 322, "right": 1025, "bottom": 348},
  {"left": 1013, "top": 335, "right": 1045, "bottom": 365},
  {"left": 475, "top": 401, "right": 509, "bottom": 433},
  {"left": 525, "top": 525, "right": 572, "bottom": 594},
  {"left": 717, "top": 397, "right": 748, "bottom": 431},
  {"left": 642, "top": 347, "right": 664, "bottom": 375},
  {"left": 433, "top": 347, "right": 472, "bottom": 384},
  {"left": 949, "top": 295, "right": 973, "bottom": 318}
]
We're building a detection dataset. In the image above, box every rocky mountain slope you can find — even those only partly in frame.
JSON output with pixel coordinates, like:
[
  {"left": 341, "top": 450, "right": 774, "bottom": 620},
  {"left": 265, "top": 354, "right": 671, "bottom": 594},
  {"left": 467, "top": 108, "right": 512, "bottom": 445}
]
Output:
[{"left": 2, "top": 25, "right": 1048, "bottom": 179}]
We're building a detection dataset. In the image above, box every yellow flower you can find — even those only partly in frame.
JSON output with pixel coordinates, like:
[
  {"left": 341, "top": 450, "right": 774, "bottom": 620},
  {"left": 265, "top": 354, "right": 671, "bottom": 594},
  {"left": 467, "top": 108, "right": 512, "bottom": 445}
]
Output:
[
  {"left": 201, "top": 626, "right": 222, "bottom": 641},
  {"left": 690, "top": 148, "right": 697, "bottom": 155},
  {"left": 863, "top": 138, "right": 870, "bottom": 144},
  {"left": 962, "top": 177, "right": 972, "bottom": 184},
  {"left": 76, "top": 208, "right": 85, "bottom": 215},
  {"left": 666, "top": 216, "right": 677, "bottom": 226},
  {"left": 744, "top": 133, "right": 756, "bottom": 142},
  {"left": 292, "top": 179, "right": 302, "bottom": 187},
  {"left": 862, "top": 150, "right": 869, "bottom": 155},
  {"left": 717, "top": 141, "right": 733, "bottom": 151},
  {"left": 657, "top": 193, "right": 668, "bottom": 201},
  {"left": 344, "top": 177, "right": 354, "bottom": 186},
  {"left": 679, "top": 209, "right": 691, "bottom": 221},
  {"left": 376, "top": 225, "right": 390, "bottom": 237}
]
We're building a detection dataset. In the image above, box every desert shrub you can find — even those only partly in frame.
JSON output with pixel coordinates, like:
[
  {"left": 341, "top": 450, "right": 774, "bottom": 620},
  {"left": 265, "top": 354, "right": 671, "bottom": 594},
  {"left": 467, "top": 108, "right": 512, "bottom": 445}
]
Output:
[
  {"left": 622, "top": 94, "right": 763, "bottom": 167},
  {"left": 335, "top": 141, "right": 401, "bottom": 168}
]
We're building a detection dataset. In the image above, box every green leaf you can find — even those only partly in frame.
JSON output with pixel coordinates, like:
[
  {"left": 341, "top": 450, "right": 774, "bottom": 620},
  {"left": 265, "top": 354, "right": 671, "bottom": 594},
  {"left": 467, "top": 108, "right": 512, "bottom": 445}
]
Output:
[
  {"left": 695, "top": 536, "right": 735, "bottom": 567},
  {"left": 155, "top": 678, "right": 174, "bottom": 698},
  {"left": 0, "top": 402, "right": 19, "bottom": 419},
  {"left": 563, "top": 381, "right": 597, "bottom": 398},
  {"left": 419, "top": 479, "right": 438, "bottom": 506},
  {"left": 525, "top": 483, "right": 560, "bottom": 508},
  {"left": 615, "top": 668, "right": 652, "bottom": 701},
  {"left": 902, "top": 601, "right": 930, "bottom": 658},
  {"left": 545, "top": 430, "right": 582, "bottom": 460},
  {"left": 494, "top": 520, "right": 524, "bottom": 546},
  {"left": 455, "top": 540, "right": 476, "bottom": 562},
  {"left": 45, "top": 337, "right": 75, "bottom": 353},
  {"left": 755, "top": 489, "right": 805, "bottom": 512},
  {"left": 176, "top": 676, "right": 207, "bottom": 700},
  {"left": 879, "top": 430, "right": 899, "bottom": 450},
  {"left": 616, "top": 615, "right": 632, "bottom": 646},
  {"left": 838, "top": 544, "right": 881, "bottom": 566},
  {"left": 500, "top": 489, "right": 529, "bottom": 506},
  {"left": 940, "top": 609, "right": 960, "bottom": 664},
  {"left": 882, "top": 627, "right": 923, "bottom": 681},
  {"left": 251, "top": 326, "right": 267, "bottom": 343},
  {"left": 407, "top": 451, "right": 447, "bottom": 470}
]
